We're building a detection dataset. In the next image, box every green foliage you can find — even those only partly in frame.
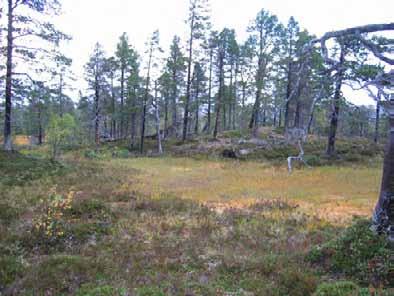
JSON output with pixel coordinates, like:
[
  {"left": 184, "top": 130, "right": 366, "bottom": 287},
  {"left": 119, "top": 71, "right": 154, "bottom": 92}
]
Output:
[
  {"left": 0, "top": 203, "right": 20, "bottom": 225},
  {"left": 47, "top": 113, "right": 76, "bottom": 160},
  {"left": 66, "top": 198, "right": 113, "bottom": 221},
  {"left": 0, "top": 151, "right": 64, "bottom": 186},
  {"left": 308, "top": 219, "right": 392, "bottom": 286},
  {"left": 27, "top": 192, "right": 113, "bottom": 251},
  {"left": 304, "top": 154, "right": 323, "bottom": 166},
  {"left": 19, "top": 255, "right": 105, "bottom": 294},
  {"left": 277, "top": 269, "right": 318, "bottom": 296},
  {"left": 135, "top": 287, "right": 166, "bottom": 296},
  {"left": 84, "top": 149, "right": 101, "bottom": 159},
  {"left": 313, "top": 281, "right": 360, "bottom": 296},
  {"left": 76, "top": 284, "right": 127, "bottom": 296},
  {"left": 0, "top": 256, "right": 24, "bottom": 290},
  {"left": 112, "top": 148, "right": 130, "bottom": 158},
  {"left": 221, "top": 130, "right": 244, "bottom": 138}
]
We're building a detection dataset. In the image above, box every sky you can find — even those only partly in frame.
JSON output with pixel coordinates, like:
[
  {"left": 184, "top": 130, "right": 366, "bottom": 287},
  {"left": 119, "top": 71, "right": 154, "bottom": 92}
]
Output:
[{"left": 54, "top": 0, "right": 394, "bottom": 105}]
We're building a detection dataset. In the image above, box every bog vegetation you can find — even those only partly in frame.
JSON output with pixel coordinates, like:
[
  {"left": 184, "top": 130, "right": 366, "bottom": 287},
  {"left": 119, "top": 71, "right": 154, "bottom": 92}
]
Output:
[{"left": 0, "top": 0, "right": 393, "bottom": 295}]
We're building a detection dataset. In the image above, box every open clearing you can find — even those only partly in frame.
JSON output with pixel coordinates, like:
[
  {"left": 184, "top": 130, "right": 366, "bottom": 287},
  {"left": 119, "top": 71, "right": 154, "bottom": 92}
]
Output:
[
  {"left": 1, "top": 150, "right": 391, "bottom": 295},
  {"left": 110, "top": 157, "right": 381, "bottom": 223}
]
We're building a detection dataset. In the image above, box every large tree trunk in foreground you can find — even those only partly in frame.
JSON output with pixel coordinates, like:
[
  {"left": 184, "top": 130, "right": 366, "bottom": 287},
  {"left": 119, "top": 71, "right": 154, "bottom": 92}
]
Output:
[
  {"left": 374, "top": 101, "right": 381, "bottom": 143},
  {"left": 3, "top": 0, "right": 14, "bottom": 151},
  {"left": 373, "top": 98, "right": 394, "bottom": 243}
]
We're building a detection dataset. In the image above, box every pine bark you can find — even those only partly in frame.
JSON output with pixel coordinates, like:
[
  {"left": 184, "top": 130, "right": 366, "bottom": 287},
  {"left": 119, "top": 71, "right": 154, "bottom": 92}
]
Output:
[
  {"left": 373, "top": 99, "right": 394, "bottom": 242},
  {"left": 3, "top": 0, "right": 14, "bottom": 151},
  {"left": 182, "top": 16, "right": 194, "bottom": 141}
]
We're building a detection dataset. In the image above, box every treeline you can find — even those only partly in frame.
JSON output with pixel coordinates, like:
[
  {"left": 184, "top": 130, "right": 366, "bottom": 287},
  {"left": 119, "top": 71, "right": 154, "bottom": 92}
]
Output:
[{"left": 1, "top": 0, "right": 392, "bottom": 154}]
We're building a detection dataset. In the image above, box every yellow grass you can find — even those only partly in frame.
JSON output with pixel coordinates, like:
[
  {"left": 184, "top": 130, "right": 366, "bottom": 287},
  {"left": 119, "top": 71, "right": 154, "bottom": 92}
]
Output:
[{"left": 105, "top": 157, "right": 381, "bottom": 224}]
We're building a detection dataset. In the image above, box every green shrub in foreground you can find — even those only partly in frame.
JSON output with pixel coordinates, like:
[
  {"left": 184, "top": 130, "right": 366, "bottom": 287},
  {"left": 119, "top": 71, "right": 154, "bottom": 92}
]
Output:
[{"left": 308, "top": 219, "right": 392, "bottom": 287}]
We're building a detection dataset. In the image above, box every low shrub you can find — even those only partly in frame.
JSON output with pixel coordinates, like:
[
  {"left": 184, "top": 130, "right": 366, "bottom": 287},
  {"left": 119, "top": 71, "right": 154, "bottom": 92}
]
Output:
[
  {"left": 308, "top": 219, "right": 392, "bottom": 287},
  {"left": 313, "top": 281, "right": 360, "bottom": 296},
  {"left": 84, "top": 149, "right": 101, "bottom": 159},
  {"left": 76, "top": 284, "right": 127, "bottom": 296},
  {"left": 0, "top": 203, "right": 20, "bottom": 225},
  {"left": 17, "top": 255, "right": 105, "bottom": 294},
  {"left": 277, "top": 269, "right": 318, "bottom": 296},
  {"left": 0, "top": 255, "right": 24, "bottom": 290}
]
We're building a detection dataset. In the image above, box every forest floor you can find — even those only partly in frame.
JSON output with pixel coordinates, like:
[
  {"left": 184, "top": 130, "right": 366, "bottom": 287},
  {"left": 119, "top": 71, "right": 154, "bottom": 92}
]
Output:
[{"left": 0, "top": 135, "right": 393, "bottom": 295}]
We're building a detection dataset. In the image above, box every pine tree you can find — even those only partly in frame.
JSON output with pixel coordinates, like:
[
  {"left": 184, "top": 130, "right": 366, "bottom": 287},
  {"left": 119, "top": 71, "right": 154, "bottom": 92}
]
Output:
[
  {"left": 165, "top": 36, "right": 186, "bottom": 138},
  {"left": 182, "top": 0, "right": 210, "bottom": 141},
  {"left": 85, "top": 43, "right": 107, "bottom": 146},
  {"left": 3, "top": 0, "right": 69, "bottom": 150}
]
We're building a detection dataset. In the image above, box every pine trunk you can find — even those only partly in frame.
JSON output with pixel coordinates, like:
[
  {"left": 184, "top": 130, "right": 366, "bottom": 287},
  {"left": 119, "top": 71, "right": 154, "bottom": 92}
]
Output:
[
  {"left": 374, "top": 101, "right": 380, "bottom": 143},
  {"left": 373, "top": 98, "right": 394, "bottom": 243},
  {"left": 3, "top": 0, "right": 14, "bottom": 151},
  {"left": 182, "top": 18, "right": 194, "bottom": 142}
]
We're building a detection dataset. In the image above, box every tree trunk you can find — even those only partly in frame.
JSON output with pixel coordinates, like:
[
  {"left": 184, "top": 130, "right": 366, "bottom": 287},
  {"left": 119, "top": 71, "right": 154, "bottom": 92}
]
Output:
[
  {"left": 130, "top": 87, "right": 137, "bottom": 149},
  {"left": 164, "top": 94, "right": 169, "bottom": 138},
  {"left": 241, "top": 80, "right": 246, "bottom": 130},
  {"left": 284, "top": 61, "right": 293, "bottom": 130},
  {"left": 110, "top": 75, "right": 116, "bottom": 139},
  {"left": 294, "top": 97, "right": 302, "bottom": 128},
  {"left": 120, "top": 64, "right": 125, "bottom": 139},
  {"left": 213, "top": 52, "right": 224, "bottom": 139},
  {"left": 206, "top": 48, "right": 213, "bottom": 133},
  {"left": 232, "top": 62, "right": 238, "bottom": 130},
  {"left": 273, "top": 109, "right": 277, "bottom": 127},
  {"left": 249, "top": 28, "right": 265, "bottom": 131},
  {"left": 326, "top": 45, "right": 346, "bottom": 156},
  {"left": 3, "top": 0, "right": 14, "bottom": 151},
  {"left": 94, "top": 76, "right": 100, "bottom": 147},
  {"left": 278, "top": 108, "right": 282, "bottom": 128},
  {"left": 222, "top": 100, "right": 226, "bottom": 131},
  {"left": 182, "top": 17, "right": 194, "bottom": 142},
  {"left": 140, "top": 48, "right": 153, "bottom": 153},
  {"left": 154, "top": 82, "right": 163, "bottom": 154},
  {"left": 307, "top": 110, "right": 314, "bottom": 135},
  {"left": 59, "top": 74, "right": 64, "bottom": 116},
  {"left": 372, "top": 98, "right": 394, "bottom": 243},
  {"left": 249, "top": 56, "right": 265, "bottom": 130},
  {"left": 194, "top": 80, "right": 200, "bottom": 135},
  {"left": 38, "top": 103, "right": 43, "bottom": 145},
  {"left": 228, "top": 64, "right": 233, "bottom": 130},
  {"left": 374, "top": 100, "right": 380, "bottom": 143}
]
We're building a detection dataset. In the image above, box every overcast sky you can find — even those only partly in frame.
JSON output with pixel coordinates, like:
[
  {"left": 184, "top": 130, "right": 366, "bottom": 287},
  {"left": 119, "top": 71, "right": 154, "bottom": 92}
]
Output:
[{"left": 54, "top": 0, "right": 394, "bottom": 105}]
